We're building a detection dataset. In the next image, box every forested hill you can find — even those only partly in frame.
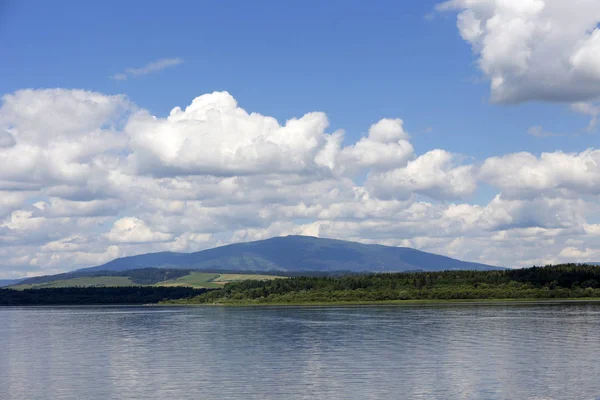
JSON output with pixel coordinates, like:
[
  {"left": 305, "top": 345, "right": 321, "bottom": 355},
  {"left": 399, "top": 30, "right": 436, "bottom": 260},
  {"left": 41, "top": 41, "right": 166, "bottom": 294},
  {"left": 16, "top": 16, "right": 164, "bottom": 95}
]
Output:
[
  {"left": 0, "top": 279, "right": 23, "bottom": 288},
  {"left": 81, "top": 235, "right": 503, "bottom": 273},
  {"left": 170, "top": 264, "right": 600, "bottom": 304}
]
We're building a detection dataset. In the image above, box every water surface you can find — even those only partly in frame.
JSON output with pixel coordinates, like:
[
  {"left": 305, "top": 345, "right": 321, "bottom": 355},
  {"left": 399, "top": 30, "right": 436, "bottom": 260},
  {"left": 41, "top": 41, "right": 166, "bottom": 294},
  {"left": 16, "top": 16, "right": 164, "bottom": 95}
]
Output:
[{"left": 1, "top": 303, "right": 599, "bottom": 399}]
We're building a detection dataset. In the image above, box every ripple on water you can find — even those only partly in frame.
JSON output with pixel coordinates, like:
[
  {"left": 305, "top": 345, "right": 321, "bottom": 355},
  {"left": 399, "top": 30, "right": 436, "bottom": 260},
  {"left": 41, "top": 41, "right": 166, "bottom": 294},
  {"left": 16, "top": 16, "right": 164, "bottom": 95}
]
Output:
[{"left": 1, "top": 303, "right": 600, "bottom": 400}]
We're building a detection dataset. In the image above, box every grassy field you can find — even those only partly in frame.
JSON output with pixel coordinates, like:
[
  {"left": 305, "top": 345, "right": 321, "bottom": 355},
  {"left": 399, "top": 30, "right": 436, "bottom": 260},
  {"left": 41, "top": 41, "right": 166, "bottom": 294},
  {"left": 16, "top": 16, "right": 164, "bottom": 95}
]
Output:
[
  {"left": 156, "top": 273, "right": 222, "bottom": 288},
  {"left": 11, "top": 276, "right": 136, "bottom": 290},
  {"left": 213, "top": 274, "right": 283, "bottom": 284},
  {"left": 157, "top": 272, "right": 284, "bottom": 288},
  {"left": 8, "top": 271, "right": 286, "bottom": 290}
]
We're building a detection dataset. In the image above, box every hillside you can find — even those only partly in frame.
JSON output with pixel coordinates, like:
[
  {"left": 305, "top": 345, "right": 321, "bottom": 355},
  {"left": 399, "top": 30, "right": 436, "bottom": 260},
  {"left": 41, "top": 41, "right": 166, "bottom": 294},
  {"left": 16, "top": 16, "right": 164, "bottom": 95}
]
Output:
[
  {"left": 9, "top": 269, "right": 284, "bottom": 290},
  {"left": 11, "top": 268, "right": 192, "bottom": 288},
  {"left": 81, "top": 235, "right": 503, "bottom": 273},
  {"left": 0, "top": 279, "right": 23, "bottom": 288}
]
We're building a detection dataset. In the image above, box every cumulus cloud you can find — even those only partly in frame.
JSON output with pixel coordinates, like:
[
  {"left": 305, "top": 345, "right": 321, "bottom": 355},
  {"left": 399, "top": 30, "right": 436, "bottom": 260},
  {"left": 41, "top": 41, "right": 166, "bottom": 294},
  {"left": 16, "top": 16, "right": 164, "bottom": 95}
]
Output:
[
  {"left": 0, "top": 89, "right": 130, "bottom": 138},
  {"left": 475, "top": 195, "right": 589, "bottom": 231},
  {"left": 126, "top": 91, "right": 341, "bottom": 176},
  {"left": 559, "top": 246, "right": 600, "bottom": 262},
  {"left": 104, "top": 217, "right": 172, "bottom": 244},
  {"left": 480, "top": 150, "right": 600, "bottom": 198},
  {"left": 0, "top": 89, "right": 130, "bottom": 186},
  {"left": 437, "top": 0, "right": 600, "bottom": 103},
  {"left": 1, "top": 88, "right": 600, "bottom": 277},
  {"left": 367, "top": 150, "right": 477, "bottom": 200},
  {"left": 337, "top": 118, "right": 414, "bottom": 174},
  {"left": 112, "top": 57, "right": 183, "bottom": 80}
]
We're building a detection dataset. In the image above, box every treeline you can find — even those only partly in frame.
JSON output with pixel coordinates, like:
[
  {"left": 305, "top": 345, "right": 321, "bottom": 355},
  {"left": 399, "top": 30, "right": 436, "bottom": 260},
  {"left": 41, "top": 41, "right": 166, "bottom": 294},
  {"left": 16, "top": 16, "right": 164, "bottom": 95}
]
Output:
[
  {"left": 169, "top": 264, "right": 600, "bottom": 304},
  {"left": 0, "top": 287, "right": 212, "bottom": 306}
]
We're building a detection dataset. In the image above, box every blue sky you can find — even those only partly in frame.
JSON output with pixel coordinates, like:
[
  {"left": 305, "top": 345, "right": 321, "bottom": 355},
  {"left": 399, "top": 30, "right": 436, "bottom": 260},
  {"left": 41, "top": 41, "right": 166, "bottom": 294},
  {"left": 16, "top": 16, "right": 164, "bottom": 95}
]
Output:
[
  {"left": 1, "top": 0, "right": 600, "bottom": 277},
  {"left": 1, "top": 0, "right": 592, "bottom": 160}
]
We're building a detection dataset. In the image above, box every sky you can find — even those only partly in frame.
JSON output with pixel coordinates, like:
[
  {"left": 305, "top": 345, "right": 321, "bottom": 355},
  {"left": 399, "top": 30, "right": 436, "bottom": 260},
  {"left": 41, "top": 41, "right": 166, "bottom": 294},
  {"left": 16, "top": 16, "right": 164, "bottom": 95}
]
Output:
[{"left": 1, "top": 0, "right": 600, "bottom": 277}]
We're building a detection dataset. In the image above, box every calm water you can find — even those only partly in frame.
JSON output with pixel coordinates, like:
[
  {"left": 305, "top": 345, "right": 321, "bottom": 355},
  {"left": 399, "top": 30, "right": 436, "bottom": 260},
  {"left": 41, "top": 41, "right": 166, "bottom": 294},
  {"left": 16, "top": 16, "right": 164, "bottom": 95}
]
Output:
[{"left": 1, "top": 303, "right": 600, "bottom": 400}]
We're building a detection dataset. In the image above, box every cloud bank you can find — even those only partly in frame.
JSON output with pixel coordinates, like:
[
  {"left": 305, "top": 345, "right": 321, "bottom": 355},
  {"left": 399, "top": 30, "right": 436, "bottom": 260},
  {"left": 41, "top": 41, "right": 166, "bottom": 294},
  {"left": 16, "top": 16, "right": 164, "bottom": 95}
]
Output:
[{"left": 1, "top": 89, "right": 599, "bottom": 277}]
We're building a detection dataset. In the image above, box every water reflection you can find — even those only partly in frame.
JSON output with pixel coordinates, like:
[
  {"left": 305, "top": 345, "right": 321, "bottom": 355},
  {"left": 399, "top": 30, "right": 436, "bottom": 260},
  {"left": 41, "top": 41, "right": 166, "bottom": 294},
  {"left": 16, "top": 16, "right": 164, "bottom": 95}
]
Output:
[{"left": 1, "top": 303, "right": 600, "bottom": 399}]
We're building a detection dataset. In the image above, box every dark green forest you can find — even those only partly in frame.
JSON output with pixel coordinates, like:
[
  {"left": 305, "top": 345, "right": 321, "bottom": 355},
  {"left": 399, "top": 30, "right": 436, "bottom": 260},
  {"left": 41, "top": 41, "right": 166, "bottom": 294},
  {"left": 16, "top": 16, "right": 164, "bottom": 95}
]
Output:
[
  {"left": 0, "top": 287, "right": 212, "bottom": 305},
  {"left": 169, "top": 264, "right": 600, "bottom": 304}
]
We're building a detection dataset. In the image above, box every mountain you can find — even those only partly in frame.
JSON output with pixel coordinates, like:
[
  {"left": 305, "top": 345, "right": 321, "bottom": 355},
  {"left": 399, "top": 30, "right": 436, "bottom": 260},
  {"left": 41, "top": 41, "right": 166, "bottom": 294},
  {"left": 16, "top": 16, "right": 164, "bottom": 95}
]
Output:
[
  {"left": 81, "top": 235, "right": 503, "bottom": 273},
  {"left": 0, "top": 279, "right": 24, "bottom": 288}
]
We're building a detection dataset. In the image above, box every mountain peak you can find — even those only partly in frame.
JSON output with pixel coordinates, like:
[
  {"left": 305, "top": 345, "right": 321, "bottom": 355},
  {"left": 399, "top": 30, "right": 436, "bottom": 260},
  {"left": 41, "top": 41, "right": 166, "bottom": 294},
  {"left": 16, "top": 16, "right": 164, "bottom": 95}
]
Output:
[{"left": 81, "top": 236, "right": 503, "bottom": 273}]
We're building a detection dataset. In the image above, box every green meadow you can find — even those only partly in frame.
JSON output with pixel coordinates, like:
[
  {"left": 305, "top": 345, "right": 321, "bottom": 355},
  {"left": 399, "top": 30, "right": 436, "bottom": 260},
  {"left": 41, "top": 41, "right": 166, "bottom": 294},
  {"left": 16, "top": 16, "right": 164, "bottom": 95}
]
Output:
[
  {"left": 11, "top": 276, "right": 137, "bottom": 290},
  {"left": 9, "top": 271, "right": 284, "bottom": 290},
  {"left": 157, "top": 272, "right": 284, "bottom": 288}
]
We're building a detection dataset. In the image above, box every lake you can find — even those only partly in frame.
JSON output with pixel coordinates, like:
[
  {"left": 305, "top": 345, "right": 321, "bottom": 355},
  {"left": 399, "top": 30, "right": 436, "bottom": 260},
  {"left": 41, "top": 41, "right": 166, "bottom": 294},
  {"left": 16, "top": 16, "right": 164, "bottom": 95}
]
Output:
[{"left": 1, "top": 302, "right": 600, "bottom": 399}]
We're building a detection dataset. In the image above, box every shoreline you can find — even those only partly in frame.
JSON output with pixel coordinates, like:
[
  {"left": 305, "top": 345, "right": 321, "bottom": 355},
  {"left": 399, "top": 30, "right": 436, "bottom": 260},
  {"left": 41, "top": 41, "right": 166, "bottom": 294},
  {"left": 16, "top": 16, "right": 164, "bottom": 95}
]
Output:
[{"left": 158, "top": 297, "right": 600, "bottom": 307}]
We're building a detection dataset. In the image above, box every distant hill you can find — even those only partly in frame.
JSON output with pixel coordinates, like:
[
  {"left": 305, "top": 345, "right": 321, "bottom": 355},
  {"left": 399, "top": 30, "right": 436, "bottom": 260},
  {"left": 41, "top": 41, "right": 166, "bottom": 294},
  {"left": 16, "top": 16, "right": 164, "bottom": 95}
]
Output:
[
  {"left": 10, "top": 268, "right": 284, "bottom": 290},
  {"left": 0, "top": 279, "right": 24, "bottom": 287},
  {"left": 10, "top": 268, "right": 192, "bottom": 289},
  {"left": 81, "top": 235, "right": 503, "bottom": 273}
]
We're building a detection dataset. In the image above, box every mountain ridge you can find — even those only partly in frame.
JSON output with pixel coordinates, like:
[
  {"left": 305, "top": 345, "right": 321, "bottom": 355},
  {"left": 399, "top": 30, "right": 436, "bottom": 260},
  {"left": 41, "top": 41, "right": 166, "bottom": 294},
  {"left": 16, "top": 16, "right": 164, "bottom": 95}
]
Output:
[
  {"left": 0, "top": 279, "right": 24, "bottom": 288},
  {"left": 81, "top": 235, "right": 504, "bottom": 273}
]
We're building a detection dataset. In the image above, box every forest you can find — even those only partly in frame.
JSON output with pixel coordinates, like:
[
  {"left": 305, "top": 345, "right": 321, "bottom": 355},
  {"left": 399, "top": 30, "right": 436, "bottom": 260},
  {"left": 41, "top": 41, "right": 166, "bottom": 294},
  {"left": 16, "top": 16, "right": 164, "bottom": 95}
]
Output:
[
  {"left": 167, "top": 264, "right": 600, "bottom": 304},
  {"left": 0, "top": 286, "right": 211, "bottom": 305},
  {"left": 3, "top": 264, "right": 600, "bottom": 306}
]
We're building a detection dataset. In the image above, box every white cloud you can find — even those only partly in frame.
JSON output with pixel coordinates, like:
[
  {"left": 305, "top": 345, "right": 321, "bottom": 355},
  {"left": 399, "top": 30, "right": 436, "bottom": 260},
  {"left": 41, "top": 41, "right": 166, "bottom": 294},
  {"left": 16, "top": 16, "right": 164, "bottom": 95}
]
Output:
[
  {"left": 337, "top": 118, "right": 414, "bottom": 174},
  {"left": 31, "top": 198, "right": 123, "bottom": 218},
  {"left": 0, "top": 130, "right": 15, "bottom": 148},
  {"left": 480, "top": 150, "right": 600, "bottom": 198},
  {"left": 0, "top": 191, "right": 30, "bottom": 218},
  {"left": 367, "top": 150, "right": 477, "bottom": 200},
  {"left": 558, "top": 246, "right": 600, "bottom": 262},
  {"left": 571, "top": 102, "right": 600, "bottom": 131},
  {"left": 0, "top": 89, "right": 130, "bottom": 138},
  {"left": 475, "top": 195, "right": 589, "bottom": 231},
  {"left": 126, "top": 91, "right": 343, "bottom": 176},
  {"left": 104, "top": 217, "right": 172, "bottom": 244},
  {"left": 41, "top": 235, "right": 86, "bottom": 253},
  {"left": 0, "top": 89, "right": 129, "bottom": 187},
  {"left": 527, "top": 125, "right": 560, "bottom": 138},
  {"left": 570, "top": 28, "right": 600, "bottom": 81},
  {"left": 112, "top": 57, "right": 183, "bottom": 80},
  {"left": 1, "top": 88, "right": 600, "bottom": 276},
  {"left": 437, "top": 0, "right": 600, "bottom": 103},
  {"left": 367, "top": 118, "right": 409, "bottom": 143}
]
